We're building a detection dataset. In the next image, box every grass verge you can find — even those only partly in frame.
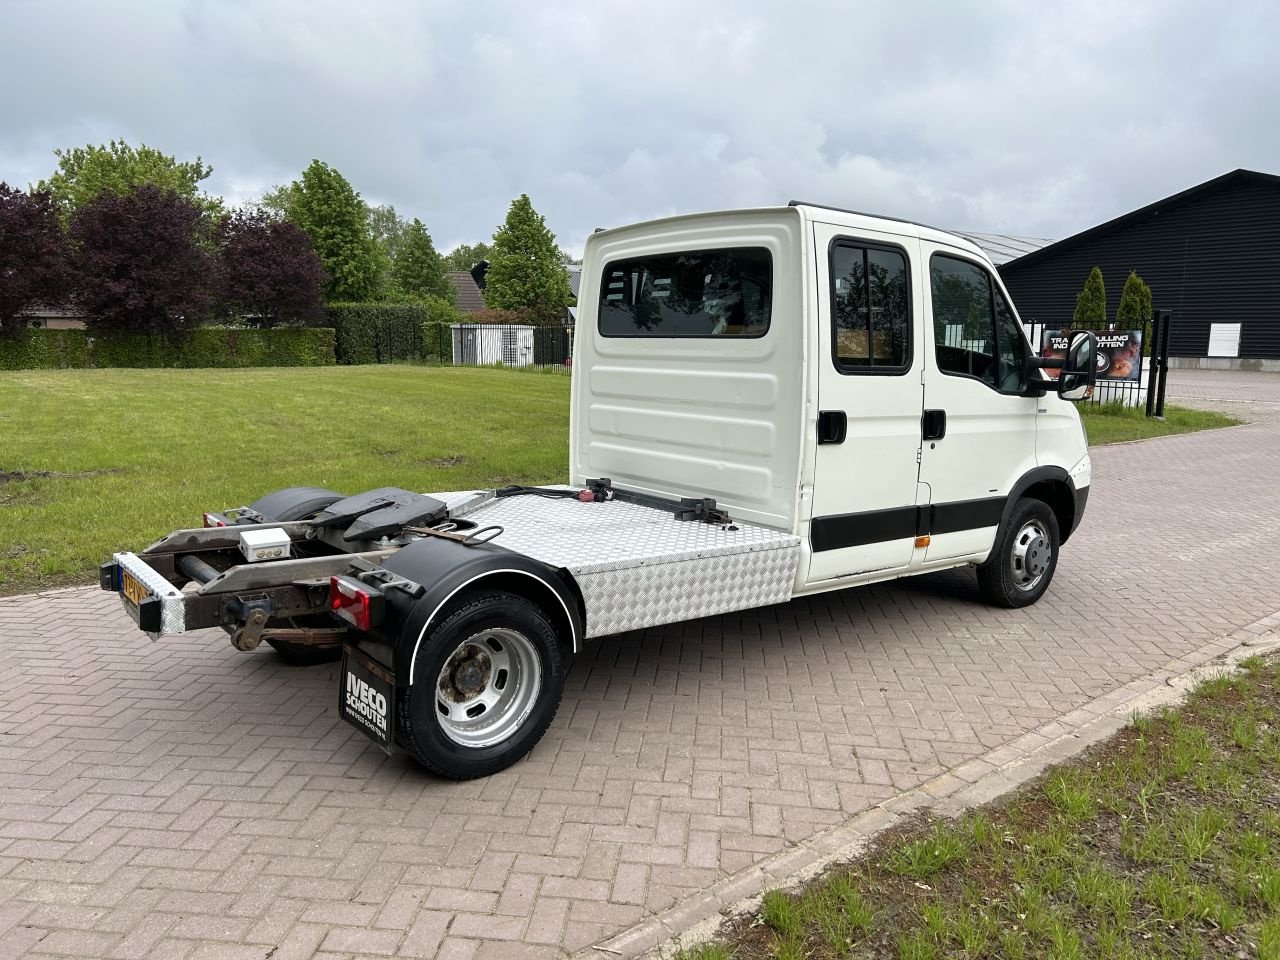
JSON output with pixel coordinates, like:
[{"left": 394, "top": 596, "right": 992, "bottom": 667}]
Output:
[
  {"left": 0, "top": 366, "right": 569, "bottom": 594},
  {"left": 681, "top": 655, "right": 1280, "bottom": 960},
  {"left": 1080, "top": 402, "right": 1240, "bottom": 445}
]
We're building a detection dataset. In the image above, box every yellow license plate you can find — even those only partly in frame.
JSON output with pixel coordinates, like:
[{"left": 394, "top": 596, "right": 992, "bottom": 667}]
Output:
[{"left": 120, "top": 569, "right": 151, "bottom": 607}]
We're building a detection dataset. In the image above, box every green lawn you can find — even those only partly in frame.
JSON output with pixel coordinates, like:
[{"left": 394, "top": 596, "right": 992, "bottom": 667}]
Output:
[
  {"left": 681, "top": 656, "right": 1280, "bottom": 960},
  {"left": 0, "top": 366, "right": 569, "bottom": 594},
  {"left": 1080, "top": 402, "right": 1240, "bottom": 445},
  {"left": 0, "top": 367, "right": 1241, "bottom": 595}
]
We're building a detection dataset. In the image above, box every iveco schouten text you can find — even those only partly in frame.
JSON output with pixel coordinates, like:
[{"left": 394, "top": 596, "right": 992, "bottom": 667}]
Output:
[{"left": 101, "top": 203, "right": 1097, "bottom": 778}]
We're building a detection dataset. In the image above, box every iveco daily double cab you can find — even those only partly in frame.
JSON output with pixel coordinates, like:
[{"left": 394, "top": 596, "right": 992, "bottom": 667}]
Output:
[
  {"left": 576, "top": 202, "right": 1092, "bottom": 598},
  {"left": 102, "top": 203, "right": 1095, "bottom": 778}
]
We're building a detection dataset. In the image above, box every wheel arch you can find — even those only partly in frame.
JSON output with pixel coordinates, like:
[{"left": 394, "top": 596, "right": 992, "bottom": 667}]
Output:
[
  {"left": 378, "top": 538, "right": 585, "bottom": 686},
  {"left": 1004, "top": 467, "right": 1078, "bottom": 543}
]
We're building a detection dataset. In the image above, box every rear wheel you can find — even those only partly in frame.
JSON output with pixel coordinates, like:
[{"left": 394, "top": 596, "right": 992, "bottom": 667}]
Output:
[
  {"left": 249, "top": 487, "right": 348, "bottom": 665},
  {"left": 977, "top": 497, "right": 1060, "bottom": 608},
  {"left": 397, "top": 590, "right": 569, "bottom": 779}
]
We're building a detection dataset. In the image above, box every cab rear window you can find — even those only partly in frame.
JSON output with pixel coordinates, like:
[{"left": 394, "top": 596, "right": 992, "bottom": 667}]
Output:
[{"left": 597, "top": 247, "right": 772, "bottom": 337}]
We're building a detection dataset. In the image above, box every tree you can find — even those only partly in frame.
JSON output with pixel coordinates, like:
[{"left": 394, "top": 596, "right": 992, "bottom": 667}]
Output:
[
  {"left": 390, "top": 219, "right": 455, "bottom": 303},
  {"left": 259, "top": 184, "right": 293, "bottom": 220},
  {"left": 367, "top": 203, "right": 409, "bottom": 264},
  {"left": 1072, "top": 266, "right": 1107, "bottom": 328},
  {"left": 1115, "top": 270, "right": 1152, "bottom": 326},
  {"left": 272, "top": 161, "right": 383, "bottom": 302},
  {"left": 0, "top": 184, "right": 70, "bottom": 335},
  {"left": 70, "top": 186, "right": 216, "bottom": 335},
  {"left": 442, "top": 241, "right": 493, "bottom": 273},
  {"left": 37, "top": 140, "right": 218, "bottom": 219},
  {"left": 482, "top": 195, "right": 573, "bottom": 322},
  {"left": 219, "top": 209, "right": 328, "bottom": 327}
]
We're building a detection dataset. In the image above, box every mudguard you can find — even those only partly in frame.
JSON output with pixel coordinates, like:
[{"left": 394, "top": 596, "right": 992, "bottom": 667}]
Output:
[
  {"left": 1000, "top": 466, "right": 1082, "bottom": 543},
  {"left": 375, "top": 536, "right": 584, "bottom": 685}
]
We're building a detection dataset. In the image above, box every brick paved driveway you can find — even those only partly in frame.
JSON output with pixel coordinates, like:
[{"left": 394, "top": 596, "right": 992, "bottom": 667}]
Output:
[{"left": 2, "top": 370, "right": 1279, "bottom": 960}]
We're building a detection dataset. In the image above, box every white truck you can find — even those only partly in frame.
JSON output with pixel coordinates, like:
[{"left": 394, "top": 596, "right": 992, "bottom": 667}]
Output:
[{"left": 101, "top": 203, "right": 1096, "bottom": 779}]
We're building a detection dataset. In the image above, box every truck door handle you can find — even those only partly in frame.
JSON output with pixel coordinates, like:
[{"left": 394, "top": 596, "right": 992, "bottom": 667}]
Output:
[
  {"left": 817, "top": 410, "right": 847, "bottom": 444},
  {"left": 922, "top": 409, "right": 946, "bottom": 441}
]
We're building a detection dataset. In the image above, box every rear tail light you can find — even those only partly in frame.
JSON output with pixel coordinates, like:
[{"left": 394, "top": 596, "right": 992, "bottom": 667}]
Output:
[
  {"left": 329, "top": 576, "right": 383, "bottom": 632},
  {"left": 203, "top": 512, "right": 227, "bottom": 528}
]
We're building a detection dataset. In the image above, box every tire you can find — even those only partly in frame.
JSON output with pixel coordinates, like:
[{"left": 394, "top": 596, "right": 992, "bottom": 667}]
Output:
[
  {"left": 977, "top": 497, "right": 1060, "bottom": 608},
  {"left": 250, "top": 487, "right": 347, "bottom": 665},
  {"left": 249, "top": 486, "right": 345, "bottom": 524},
  {"left": 397, "top": 590, "right": 569, "bottom": 779}
]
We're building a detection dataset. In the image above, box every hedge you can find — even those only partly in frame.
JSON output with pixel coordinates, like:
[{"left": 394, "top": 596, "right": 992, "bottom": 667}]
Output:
[
  {"left": 328, "top": 303, "right": 428, "bottom": 365},
  {"left": 0, "top": 328, "right": 335, "bottom": 370},
  {"left": 328, "top": 299, "right": 472, "bottom": 365}
]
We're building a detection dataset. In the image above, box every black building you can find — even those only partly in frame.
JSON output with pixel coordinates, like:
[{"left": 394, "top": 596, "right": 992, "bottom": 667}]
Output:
[{"left": 999, "top": 169, "right": 1280, "bottom": 364}]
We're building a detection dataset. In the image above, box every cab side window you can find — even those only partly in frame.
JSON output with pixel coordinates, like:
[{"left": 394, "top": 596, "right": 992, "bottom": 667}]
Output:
[
  {"left": 930, "top": 253, "right": 1028, "bottom": 393},
  {"left": 830, "top": 241, "right": 911, "bottom": 373}
]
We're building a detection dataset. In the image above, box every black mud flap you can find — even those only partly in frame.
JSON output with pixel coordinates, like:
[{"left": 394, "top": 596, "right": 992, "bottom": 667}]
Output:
[{"left": 339, "top": 646, "right": 396, "bottom": 755}]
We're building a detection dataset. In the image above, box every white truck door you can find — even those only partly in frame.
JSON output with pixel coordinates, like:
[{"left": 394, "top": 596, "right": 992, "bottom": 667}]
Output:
[
  {"left": 917, "top": 244, "right": 1039, "bottom": 562},
  {"left": 807, "top": 222, "right": 926, "bottom": 583}
]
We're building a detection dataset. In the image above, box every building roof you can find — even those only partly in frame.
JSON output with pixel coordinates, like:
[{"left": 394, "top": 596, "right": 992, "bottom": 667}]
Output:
[
  {"left": 1000, "top": 168, "right": 1280, "bottom": 272},
  {"left": 567, "top": 265, "right": 581, "bottom": 299},
  {"left": 954, "top": 231, "right": 1056, "bottom": 266},
  {"left": 447, "top": 271, "right": 486, "bottom": 313}
]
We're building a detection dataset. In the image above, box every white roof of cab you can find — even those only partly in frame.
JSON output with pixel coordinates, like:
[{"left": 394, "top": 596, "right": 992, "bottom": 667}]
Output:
[{"left": 588, "top": 202, "right": 990, "bottom": 262}]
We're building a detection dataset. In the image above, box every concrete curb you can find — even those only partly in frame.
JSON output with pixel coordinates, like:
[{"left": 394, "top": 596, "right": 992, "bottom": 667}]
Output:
[{"left": 574, "top": 608, "right": 1280, "bottom": 960}]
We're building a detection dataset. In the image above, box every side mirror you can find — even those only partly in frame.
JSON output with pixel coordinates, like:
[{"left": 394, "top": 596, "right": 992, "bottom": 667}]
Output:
[{"left": 1057, "top": 331, "right": 1096, "bottom": 401}]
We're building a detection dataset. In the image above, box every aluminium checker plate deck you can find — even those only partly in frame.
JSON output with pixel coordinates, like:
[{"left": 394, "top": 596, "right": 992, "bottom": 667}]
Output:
[{"left": 432, "top": 489, "right": 802, "bottom": 638}]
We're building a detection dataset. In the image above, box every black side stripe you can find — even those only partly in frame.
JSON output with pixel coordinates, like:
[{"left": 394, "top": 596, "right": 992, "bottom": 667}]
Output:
[
  {"left": 930, "top": 496, "right": 1006, "bottom": 535},
  {"left": 810, "top": 497, "right": 1005, "bottom": 553}
]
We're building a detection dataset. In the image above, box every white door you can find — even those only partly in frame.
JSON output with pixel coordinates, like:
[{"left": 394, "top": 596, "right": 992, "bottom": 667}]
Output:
[
  {"left": 918, "top": 245, "right": 1040, "bottom": 562},
  {"left": 807, "top": 223, "right": 926, "bottom": 583}
]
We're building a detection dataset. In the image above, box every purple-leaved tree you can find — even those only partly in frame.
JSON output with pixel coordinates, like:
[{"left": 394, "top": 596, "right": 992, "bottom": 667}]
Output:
[
  {"left": 0, "top": 183, "right": 70, "bottom": 335},
  {"left": 219, "top": 209, "right": 328, "bottom": 327},
  {"left": 70, "top": 185, "right": 215, "bottom": 335}
]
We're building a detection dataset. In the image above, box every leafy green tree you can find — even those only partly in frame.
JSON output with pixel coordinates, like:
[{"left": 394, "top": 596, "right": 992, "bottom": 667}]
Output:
[
  {"left": 390, "top": 219, "right": 455, "bottom": 304},
  {"left": 37, "top": 140, "right": 218, "bottom": 218},
  {"left": 259, "top": 184, "right": 293, "bottom": 220},
  {"left": 442, "top": 241, "right": 493, "bottom": 273},
  {"left": 1115, "top": 270, "right": 1152, "bottom": 325},
  {"left": 483, "top": 195, "right": 572, "bottom": 322},
  {"left": 275, "top": 161, "right": 384, "bottom": 302},
  {"left": 1072, "top": 266, "right": 1107, "bottom": 328},
  {"left": 367, "top": 204, "right": 408, "bottom": 263}
]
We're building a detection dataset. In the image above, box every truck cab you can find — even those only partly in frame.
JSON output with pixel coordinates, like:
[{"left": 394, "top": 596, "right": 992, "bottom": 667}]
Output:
[{"left": 571, "top": 203, "right": 1092, "bottom": 602}]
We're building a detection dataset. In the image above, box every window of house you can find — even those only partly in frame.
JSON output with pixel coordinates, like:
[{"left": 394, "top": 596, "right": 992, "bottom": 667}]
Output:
[
  {"left": 830, "top": 242, "right": 911, "bottom": 372},
  {"left": 930, "top": 253, "right": 1027, "bottom": 392},
  {"left": 597, "top": 248, "right": 772, "bottom": 337}
]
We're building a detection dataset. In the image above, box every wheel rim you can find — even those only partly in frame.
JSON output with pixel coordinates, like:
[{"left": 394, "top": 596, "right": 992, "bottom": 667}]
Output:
[
  {"left": 435, "top": 627, "right": 542, "bottom": 748},
  {"left": 1010, "top": 519, "right": 1052, "bottom": 592}
]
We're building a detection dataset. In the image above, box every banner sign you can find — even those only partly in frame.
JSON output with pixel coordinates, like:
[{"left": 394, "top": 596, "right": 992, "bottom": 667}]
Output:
[{"left": 1041, "top": 329, "right": 1143, "bottom": 381}]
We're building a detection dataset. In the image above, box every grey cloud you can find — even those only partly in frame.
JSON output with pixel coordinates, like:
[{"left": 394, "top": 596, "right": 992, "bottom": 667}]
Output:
[{"left": 3, "top": 0, "right": 1277, "bottom": 254}]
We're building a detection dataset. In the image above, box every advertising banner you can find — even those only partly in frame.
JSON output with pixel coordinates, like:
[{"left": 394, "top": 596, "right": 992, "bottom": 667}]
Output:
[{"left": 1041, "top": 329, "right": 1144, "bottom": 381}]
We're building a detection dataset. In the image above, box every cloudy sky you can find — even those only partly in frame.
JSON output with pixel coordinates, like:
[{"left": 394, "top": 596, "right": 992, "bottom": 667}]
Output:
[{"left": 2, "top": 0, "right": 1276, "bottom": 255}]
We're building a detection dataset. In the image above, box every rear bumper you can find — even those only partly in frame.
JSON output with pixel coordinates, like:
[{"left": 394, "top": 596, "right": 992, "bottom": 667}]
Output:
[{"left": 100, "top": 553, "right": 186, "bottom": 635}]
